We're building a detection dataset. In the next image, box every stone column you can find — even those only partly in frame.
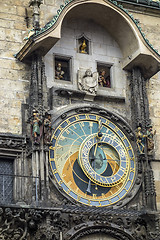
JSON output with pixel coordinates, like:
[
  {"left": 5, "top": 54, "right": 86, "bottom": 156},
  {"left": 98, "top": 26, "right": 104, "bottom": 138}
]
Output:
[{"left": 130, "top": 67, "right": 157, "bottom": 211}]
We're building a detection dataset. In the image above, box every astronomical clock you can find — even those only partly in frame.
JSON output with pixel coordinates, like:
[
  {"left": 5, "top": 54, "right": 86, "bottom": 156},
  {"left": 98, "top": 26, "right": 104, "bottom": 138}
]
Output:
[{"left": 49, "top": 109, "right": 136, "bottom": 207}]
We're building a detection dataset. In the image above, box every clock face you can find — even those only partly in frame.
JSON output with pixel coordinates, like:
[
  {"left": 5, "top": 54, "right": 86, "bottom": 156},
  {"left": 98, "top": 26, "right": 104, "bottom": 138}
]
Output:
[{"left": 49, "top": 113, "right": 135, "bottom": 207}]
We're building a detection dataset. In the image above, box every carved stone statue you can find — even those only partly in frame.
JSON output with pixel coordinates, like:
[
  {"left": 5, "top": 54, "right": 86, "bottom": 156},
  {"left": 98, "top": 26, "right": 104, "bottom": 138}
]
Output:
[
  {"left": 78, "top": 69, "right": 98, "bottom": 94},
  {"left": 44, "top": 112, "right": 53, "bottom": 145},
  {"left": 136, "top": 127, "right": 147, "bottom": 154},
  {"left": 55, "top": 63, "right": 64, "bottom": 80},
  {"left": 146, "top": 125, "right": 156, "bottom": 155},
  {"left": 98, "top": 69, "right": 110, "bottom": 88},
  {"left": 31, "top": 110, "right": 42, "bottom": 144}
]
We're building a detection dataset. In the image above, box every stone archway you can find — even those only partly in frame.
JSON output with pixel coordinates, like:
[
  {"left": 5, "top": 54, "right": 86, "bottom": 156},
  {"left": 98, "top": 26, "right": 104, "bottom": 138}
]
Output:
[{"left": 79, "top": 233, "right": 117, "bottom": 240}]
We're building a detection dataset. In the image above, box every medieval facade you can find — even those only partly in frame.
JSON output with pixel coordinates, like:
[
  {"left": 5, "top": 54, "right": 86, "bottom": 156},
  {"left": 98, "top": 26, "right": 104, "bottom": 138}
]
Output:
[{"left": 0, "top": 0, "right": 160, "bottom": 239}]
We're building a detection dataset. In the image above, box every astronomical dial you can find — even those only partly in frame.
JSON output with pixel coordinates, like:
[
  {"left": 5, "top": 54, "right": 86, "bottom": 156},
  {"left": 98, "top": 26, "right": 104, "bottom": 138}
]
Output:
[{"left": 49, "top": 113, "right": 135, "bottom": 207}]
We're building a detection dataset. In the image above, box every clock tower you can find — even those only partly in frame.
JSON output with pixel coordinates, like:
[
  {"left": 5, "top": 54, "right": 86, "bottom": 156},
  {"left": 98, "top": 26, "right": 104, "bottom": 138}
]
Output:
[{"left": 2, "top": 0, "right": 160, "bottom": 239}]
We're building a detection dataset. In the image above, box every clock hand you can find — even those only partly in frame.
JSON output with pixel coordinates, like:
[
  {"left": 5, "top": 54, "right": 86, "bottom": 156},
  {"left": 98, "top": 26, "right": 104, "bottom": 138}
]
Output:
[
  {"left": 86, "top": 143, "right": 98, "bottom": 194},
  {"left": 97, "top": 117, "right": 103, "bottom": 138},
  {"left": 86, "top": 157, "right": 94, "bottom": 194}
]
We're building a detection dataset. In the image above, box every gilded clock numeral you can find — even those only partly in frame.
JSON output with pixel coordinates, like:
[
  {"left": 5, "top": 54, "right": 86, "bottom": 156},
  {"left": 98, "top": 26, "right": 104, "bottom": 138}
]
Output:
[
  {"left": 49, "top": 146, "right": 55, "bottom": 150},
  {"left": 77, "top": 195, "right": 81, "bottom": 201},
  {"left": 58, "top": 180, "right": 63, "bottom": 184},
  {"left": 58, "top": 126, "right": 63, "bottom": 131},
  {"left": 108, "top": 199, "right": 112, "bottom": 204},
  {"left": 66, "top": 119, "right": 70, "bottom": 124},
  {"left": 106, "top": 128, "right": 110, "bottom": 134},
  {"left": 66, "top": 129, "right": 70, "bottom": 134},
  {"left": 114, "top": 127, "right": 119, "bottom": 132},
  {"left": 53, "top": 169, "right": 57, "bottom": 174},
  {"left": 75, "top": 115, "right": 80, "bottom": 120},
  {"left": 92, "top": 194, "right": 97, "bottom": 198},
  {"left": 111, "top": 176, "right": 117, "bottom": 181},
  {"left": 99, "top": 201, "right": 102, "bottom": 206},
  {"left": 67, "top": 189, "right": 71, "bottom": 194},
  {"left": 85, "top": 114, "right": 90, "bottom": 119}
]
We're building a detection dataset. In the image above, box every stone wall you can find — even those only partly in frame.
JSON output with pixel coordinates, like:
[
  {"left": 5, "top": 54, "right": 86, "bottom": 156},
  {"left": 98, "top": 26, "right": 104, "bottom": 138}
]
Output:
[{"left": 0, "top": 0, "right": 31, "bottom": 134}]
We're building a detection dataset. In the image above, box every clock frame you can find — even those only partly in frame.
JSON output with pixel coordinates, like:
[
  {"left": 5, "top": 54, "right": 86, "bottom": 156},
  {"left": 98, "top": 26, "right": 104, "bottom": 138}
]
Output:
[{"left": 49, "top": 110, "right": 136, "bottom": 207}]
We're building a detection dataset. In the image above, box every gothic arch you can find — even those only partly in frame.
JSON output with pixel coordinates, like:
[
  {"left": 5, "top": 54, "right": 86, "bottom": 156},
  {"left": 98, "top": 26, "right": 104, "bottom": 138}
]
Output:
[{"left": 64, "top": 224, "right": 136, "bottom": 240}]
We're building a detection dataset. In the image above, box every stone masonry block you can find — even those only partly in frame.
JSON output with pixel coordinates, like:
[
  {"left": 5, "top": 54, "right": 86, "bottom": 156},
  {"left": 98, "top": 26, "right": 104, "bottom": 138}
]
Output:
[
  {"left": 5, "top": 29, "right": 23, "bottom": 42},
  {"left": 0, "top": 28, "right": 6, "bottom": 40}
]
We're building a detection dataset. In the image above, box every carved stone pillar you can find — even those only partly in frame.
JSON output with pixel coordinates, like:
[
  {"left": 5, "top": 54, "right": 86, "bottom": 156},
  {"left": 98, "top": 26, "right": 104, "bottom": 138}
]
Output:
[
  {"left": 130, "top": 67, "right": 156, "bottom": 211},
  {"left": 29, "top": 54, "right": 48, "bottom": 117},
  {"left": 28, "top": 53, "right": 50, "bottom": 205},
  {"left": 130, "top": 67, "right": 150, "bottom": 131}
]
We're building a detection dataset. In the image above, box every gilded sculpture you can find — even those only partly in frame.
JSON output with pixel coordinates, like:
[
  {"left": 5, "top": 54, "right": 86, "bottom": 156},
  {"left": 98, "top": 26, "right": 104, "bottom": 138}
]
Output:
[{"left": 80, "top": 39, "right": 87, "bottom": 54}]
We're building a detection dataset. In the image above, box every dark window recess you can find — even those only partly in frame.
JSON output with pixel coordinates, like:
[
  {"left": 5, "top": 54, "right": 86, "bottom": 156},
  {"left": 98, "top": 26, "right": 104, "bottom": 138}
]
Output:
[
  {"left": 55, "top": 57, "right": 71, "bottom": 81},
  {"left": 0, "top": 159, "right": 13, "bottom": 204},
  {"left": 97, "top": 63, "right": 111, "bottom": 88}
]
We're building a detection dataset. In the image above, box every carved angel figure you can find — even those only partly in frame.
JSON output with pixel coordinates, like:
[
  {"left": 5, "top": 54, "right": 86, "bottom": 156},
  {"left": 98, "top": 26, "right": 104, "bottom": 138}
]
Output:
[{"left": 78, "top": 69, "right": 98, "bottom": 94}]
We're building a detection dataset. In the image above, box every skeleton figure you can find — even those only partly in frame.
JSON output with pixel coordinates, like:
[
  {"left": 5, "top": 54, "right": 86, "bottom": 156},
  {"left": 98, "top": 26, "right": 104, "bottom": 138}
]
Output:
[
  {"left": 78, "top": 69, "right": 98, "bottom": 94},
  {"left": 146, "top": 125, "right": 156, "bottom": 155},
  {"left": 44, "top": 112, "right": 53, "bottom": 145}
]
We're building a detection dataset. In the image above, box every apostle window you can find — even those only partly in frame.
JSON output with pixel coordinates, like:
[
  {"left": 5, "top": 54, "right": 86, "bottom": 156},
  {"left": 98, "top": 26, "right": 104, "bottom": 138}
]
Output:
[
  {"left": 97, "top": 63, "right": 111, "bottom": 88},
  {"left": 54, "top": 56, "right": 72, "bottom": 82}
]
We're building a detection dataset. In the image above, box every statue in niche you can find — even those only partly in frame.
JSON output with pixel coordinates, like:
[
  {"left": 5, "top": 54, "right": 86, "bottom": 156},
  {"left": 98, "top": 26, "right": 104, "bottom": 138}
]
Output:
[
  {"left": 146, "top": 125, "right": 156, "bottom": 155},
  {"left": 55, "top": 63, "right": 65, "bottom": 80},
  {"left": 136, "top": 126, "right": 147, "bottom": 154},
  {"left": 80, "top": 39, "right": 87, "bottom": 54},
  {"left": 78, "top": 69, "right": 98, "bottom": 94},
  {"left": 31, "top": 110, "right": 42, "bottom": 144},
  {"left": 44, "top": 112, "right": 53, "bottom": 145},
  {"left": 98, "top": 69, "right": 111, "bottom": 88}
]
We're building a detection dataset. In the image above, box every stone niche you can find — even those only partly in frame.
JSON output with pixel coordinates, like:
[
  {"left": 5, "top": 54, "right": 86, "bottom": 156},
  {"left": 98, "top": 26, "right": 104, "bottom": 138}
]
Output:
[{"left": 44, "top": 17, "right": 125, "bottom": 99}]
